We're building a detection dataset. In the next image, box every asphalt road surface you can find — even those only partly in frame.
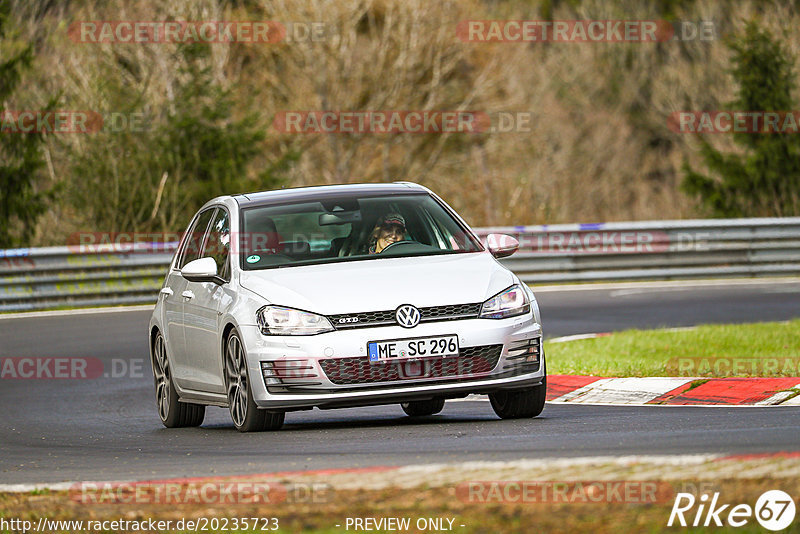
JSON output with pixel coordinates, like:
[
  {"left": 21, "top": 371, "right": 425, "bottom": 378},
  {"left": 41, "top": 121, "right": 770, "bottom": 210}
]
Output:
[{"left": 1, "top": 279, "right": 799, "bottom": 485}]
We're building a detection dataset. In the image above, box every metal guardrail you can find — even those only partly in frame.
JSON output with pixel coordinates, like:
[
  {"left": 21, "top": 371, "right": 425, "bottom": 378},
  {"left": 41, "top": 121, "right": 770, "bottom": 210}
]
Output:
[
  {"left": 474, "top": 217, "right": 800, "bottom": 283},
  {"left": 1, "top": 218, "right": 798, "bottom": 312},
  {"left": 0, "top": 243, "right": 175, "bottom": 312}
]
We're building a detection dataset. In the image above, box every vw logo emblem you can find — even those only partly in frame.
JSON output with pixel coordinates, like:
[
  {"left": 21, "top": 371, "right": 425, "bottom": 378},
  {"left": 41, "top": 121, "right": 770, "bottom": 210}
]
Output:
[{"left": 395, "top": 304, "right": 421, "bottom": 328}]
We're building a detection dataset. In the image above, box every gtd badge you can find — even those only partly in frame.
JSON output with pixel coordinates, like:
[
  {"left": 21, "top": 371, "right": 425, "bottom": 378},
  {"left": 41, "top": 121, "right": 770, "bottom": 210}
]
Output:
[{"left": 395, "top": 305, "right": 421, "bottom": 328}]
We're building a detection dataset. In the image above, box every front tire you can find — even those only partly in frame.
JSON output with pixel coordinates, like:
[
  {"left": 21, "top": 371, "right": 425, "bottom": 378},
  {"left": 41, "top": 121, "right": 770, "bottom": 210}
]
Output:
[
  {"left": 224, "top": 330, "right": 284, "bottom": 432},
  {"left": 152, "top": 331, "right": 205, "bottom": 428},
  {"left": 401, "top": 398, "right": 445, "bottom": 416},
  {"left": 489, "top": 374, "right": 547, "bottom": 419}
]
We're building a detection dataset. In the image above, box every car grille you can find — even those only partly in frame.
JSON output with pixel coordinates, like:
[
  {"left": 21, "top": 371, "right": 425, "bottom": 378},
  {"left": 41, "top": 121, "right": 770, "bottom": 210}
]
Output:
[
  {"left": 319, "top": 344, "right": 502, "bottom": 385},
  {"left": 328, "top": 303, "right": 482, "bottom": 330}
]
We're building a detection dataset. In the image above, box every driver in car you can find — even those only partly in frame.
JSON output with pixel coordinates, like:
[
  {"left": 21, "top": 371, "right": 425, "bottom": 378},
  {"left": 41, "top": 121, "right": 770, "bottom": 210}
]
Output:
[{"left": 368, "top": 213, "right": 406, "bottom": 254}]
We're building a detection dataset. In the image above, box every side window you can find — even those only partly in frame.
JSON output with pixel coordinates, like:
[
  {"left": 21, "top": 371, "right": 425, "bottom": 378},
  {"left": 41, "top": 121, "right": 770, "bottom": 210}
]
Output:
[
  {"left": 178, "top": 208, "right": 216, "bottom": 269},
  {"left": 203, "top": 208, "right": 231, "bottom": 280}
]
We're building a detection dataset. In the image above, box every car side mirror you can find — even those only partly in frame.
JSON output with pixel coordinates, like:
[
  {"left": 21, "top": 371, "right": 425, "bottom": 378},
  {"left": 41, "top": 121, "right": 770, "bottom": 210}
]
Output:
[
  {"left": 181, "top": 257, "right": 219, "bottom": 282},
  {"left": 486, "top": 234, "right": 519, "bottom": 259}
]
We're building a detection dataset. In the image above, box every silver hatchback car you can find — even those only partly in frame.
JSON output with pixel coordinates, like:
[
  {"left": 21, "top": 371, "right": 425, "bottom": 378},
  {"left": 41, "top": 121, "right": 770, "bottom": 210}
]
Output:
[{"left": 149, "top": 182, "right": 545, "bottom": 432}]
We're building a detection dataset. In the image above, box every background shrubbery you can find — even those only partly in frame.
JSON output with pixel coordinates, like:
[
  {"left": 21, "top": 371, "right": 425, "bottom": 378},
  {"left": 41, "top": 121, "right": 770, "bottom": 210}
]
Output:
[{"left": 1, "top": 0, "right": 799, "bottom": 247}]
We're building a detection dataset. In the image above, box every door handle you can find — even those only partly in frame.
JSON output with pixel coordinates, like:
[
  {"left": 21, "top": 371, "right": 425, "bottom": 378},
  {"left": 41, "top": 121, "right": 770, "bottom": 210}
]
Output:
[
  {"left": 160, "top": 287, "right": 173, "bottom": 296},
  {"left": 181, "top": 290, "right": 195, "bottom": 299}
]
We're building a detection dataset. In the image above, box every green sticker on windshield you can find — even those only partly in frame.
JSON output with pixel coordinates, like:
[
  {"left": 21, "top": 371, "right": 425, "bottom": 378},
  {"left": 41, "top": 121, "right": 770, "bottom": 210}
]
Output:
[{"left": 246, "top": 255, "right": 260, "bottom": 264}]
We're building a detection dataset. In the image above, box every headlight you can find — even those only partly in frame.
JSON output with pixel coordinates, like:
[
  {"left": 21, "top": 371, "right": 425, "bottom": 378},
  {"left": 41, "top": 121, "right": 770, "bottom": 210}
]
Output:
[
  {"left": 256, "top": 305, "right": 334, "bottom": 335},
  {"left": 479, "top": 285, "right": 530, "bottom": 319}
]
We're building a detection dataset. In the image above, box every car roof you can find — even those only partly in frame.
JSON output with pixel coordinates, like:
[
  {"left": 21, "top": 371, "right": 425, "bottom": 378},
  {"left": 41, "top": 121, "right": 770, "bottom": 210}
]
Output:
[{"left": 232, "top": 182, "right": 428, "bottom": 208}]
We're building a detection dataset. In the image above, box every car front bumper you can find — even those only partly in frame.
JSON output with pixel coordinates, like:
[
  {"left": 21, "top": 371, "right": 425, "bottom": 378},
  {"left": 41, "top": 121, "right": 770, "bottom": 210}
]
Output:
[{"left": 240, "top": 314, "right": 544, "bottom": 410}]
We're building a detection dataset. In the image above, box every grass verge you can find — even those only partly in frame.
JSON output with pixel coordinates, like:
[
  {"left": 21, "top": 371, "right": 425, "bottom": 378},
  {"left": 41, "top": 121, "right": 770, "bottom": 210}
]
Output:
[
  {"left": 545, "top": 320, "right": 800, "bottom": 377},
  {"left": 2, "top": 479, "right": 799, "bottom": 533}
]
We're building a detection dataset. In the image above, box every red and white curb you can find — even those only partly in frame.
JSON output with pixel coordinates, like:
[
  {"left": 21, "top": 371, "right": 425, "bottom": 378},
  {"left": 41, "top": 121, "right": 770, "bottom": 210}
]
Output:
[
  {"left": 552, "top": 377, "right": 695, "bottom": 405},
  {"left": 547, "top": 375, "right": 800, "bottom": 406},
  {"left": 531, "top": 331, "right": 800, "bottom": 406}
]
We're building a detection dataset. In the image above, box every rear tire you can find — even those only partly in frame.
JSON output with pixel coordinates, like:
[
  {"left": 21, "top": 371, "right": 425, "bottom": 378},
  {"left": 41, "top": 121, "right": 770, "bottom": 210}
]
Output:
[
  {"left": 152, "top": 331, "right": 205, "bottom": 428},
  {"left": 401, "top": 398, "right": 445, "bottom": 417},
  {"left": 489, "top": 374, "right": 547, "bottom": 419},
  {"left": 224, "top": 330, "right": 284, "bottom": 432}
]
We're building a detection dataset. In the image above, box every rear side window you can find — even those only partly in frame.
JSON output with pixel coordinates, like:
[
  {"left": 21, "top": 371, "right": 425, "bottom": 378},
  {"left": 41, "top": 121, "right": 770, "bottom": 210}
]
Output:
[{"left": 177, "top": 208, "right": 216, "bottom": 269}]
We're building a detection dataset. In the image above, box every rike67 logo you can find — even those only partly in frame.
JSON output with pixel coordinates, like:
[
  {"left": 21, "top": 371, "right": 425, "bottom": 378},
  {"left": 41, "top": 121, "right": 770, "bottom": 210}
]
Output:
[{"left": 668, "top": 490, "right": 796, "bottom": 530}]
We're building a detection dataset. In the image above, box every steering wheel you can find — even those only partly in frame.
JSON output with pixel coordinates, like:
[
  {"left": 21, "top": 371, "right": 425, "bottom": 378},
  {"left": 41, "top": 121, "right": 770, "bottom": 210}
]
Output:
[{"left": 380, "top": 240, "right": 417, "bottom": 253}]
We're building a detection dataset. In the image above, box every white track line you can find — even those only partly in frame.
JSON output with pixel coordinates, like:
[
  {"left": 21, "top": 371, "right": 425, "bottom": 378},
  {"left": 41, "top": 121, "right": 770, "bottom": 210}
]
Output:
[
  {"left": 0, "top": 482, "right": 75, "bottom": 493},
  {"left": 0, "top": 305, "right": 154, "bottom": 320},
  {"left": 755, "top": 390, "right": 800, "bottom": 406},
  {"left": 448, "top": 399, "right": 799, "bottom": 407},
  {"left": 531, "top": 277, "right": 800, "bottom": 293},
  {"left": 781, "top": 392, "right": 800, "bottom": 406},
  {"left": 548, "top": 333, "right": 610, "bottom": 343},
  {"left": 546, "top": 401, "right": 800, "bottom": 407}
]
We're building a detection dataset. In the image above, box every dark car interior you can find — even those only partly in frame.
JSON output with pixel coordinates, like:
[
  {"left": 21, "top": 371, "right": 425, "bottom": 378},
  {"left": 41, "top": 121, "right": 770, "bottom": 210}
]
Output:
[{"left": 241, "top": 194, "right": 478, "bottom": 269}]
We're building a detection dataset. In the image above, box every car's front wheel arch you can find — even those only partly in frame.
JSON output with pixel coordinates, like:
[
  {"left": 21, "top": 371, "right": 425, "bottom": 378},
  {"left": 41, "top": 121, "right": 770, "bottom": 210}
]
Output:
[
  {"left": 221, "top": 322, "right": 238, "bottom": 370},
  {"left": 149, "top": 326, "right": 161, "bottom": 371},
  {"left": 223, "top": 325, "right": 284, "bottom": 432}
]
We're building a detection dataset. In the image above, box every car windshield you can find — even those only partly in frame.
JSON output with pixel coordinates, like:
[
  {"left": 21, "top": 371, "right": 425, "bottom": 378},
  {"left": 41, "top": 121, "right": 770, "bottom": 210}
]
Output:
[{"left": 240, "top": 193, "right": 483, "bottom": 270}]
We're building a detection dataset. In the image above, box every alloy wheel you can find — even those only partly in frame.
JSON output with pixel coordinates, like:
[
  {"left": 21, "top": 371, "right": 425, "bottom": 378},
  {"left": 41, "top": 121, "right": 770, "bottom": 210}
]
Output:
[
  {"left": 225, "top": 333, "right": 248, "bottom": 428},
  {"left": 153, "top": 333, "right": 170, "bottom": 422}
]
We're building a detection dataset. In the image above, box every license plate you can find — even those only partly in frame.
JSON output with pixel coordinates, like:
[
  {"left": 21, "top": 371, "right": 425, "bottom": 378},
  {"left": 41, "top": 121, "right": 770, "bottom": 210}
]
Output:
[{"left": 368, "top": 335, "right": 459, "bottom": 362}]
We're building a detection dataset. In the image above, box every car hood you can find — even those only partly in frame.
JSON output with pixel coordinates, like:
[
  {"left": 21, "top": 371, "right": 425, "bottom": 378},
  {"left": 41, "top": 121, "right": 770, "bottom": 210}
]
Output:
[{"left": 238, "top": 252, "right": 515, "bottom": 314}]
